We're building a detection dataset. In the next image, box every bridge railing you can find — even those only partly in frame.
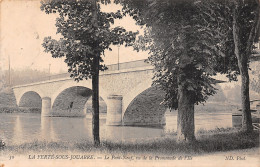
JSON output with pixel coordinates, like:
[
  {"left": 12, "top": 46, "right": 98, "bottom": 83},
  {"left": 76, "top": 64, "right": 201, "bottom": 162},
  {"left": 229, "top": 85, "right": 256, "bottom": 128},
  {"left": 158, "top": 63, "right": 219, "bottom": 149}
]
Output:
[
  {"left": 12, "top": 59, "right": 150, "bottom": 86},
  {"left": 106, "top": 59, "right": 150, "bottom": 71}
]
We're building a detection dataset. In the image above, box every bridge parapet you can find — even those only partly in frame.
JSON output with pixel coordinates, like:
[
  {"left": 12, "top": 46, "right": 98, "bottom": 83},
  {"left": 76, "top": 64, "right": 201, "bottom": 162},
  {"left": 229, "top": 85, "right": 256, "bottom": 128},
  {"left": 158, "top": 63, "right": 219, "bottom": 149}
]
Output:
[{"left": 12, "top": 59, "right": 151, "bottom": 87}]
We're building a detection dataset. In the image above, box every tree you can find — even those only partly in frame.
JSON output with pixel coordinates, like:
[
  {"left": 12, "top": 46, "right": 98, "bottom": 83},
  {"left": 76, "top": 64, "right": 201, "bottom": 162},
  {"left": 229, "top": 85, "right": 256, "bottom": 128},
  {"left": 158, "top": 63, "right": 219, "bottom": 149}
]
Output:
[
  {"left": 41, "top": 0, "right": 137, "bottom": 146},
  {"left": 197, "top": 0, "right": 260, "bottom": 132},
  {"left": 116, "top": 0, "right": 238, "bottom": 142},
  {"left": 232, "top": 0, "right": 259, "bottom": 132}
]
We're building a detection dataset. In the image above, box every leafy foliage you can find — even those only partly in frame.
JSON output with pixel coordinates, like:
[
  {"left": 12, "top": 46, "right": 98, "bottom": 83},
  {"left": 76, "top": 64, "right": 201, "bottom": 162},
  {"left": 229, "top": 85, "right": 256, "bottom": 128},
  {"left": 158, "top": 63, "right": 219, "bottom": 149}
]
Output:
[
  {"left": 197, "top": 0, "right": 260, "bottom": 131},
  {"left": 195, "top": 0, "right": 241, "bottom": 81},
  {"left": 41, "top": 0, "right": 138, "bottom": 81},
  {"left": 116, "top": 0, "right": 240, "bottom": 110},
  {"left": 197, "top": 0, "right": 259, "bottom": 65}
]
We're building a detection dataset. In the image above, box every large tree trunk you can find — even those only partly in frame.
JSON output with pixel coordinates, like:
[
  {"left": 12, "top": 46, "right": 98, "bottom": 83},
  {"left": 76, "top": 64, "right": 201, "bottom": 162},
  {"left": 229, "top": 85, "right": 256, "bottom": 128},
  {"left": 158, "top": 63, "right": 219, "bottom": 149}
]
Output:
[
  {"left": 177, "top": 84, "right": 196, "bottom": 142},
  {"left": 176, "top": 31, "right": 196, "bottom": 143},
  {"left": 92, "top": 57, "right": 100, "bottom": 146},
  {"left": 232, "top": 5, "right": 253, "bottom": 132},
  {"left": 91, "top": 0, "right": 100, "bottom": 146},
  {"left": 239, "top": 61, "right": 253, "bottom": 132}
]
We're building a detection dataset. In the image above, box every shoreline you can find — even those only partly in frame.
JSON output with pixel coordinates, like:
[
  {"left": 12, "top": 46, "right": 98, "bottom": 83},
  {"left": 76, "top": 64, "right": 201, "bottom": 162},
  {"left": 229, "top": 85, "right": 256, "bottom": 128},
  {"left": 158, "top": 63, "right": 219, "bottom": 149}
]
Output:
[{"left": 1, "top": 130, "right": 259, "bottom": 155}]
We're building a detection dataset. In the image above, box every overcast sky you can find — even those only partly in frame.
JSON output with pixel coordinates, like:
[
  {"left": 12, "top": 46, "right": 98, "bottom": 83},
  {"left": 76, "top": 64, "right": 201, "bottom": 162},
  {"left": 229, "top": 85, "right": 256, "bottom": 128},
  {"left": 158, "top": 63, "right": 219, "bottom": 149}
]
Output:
[{"left": 0, "top": 0, "right": 149, "bottom": 74}]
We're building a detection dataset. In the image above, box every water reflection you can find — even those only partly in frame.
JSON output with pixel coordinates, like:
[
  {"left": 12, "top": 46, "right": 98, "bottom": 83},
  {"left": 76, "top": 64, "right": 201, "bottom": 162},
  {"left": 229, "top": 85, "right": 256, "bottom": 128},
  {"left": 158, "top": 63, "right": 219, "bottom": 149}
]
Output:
[
  {"left": 0, "top": 111, "right": 233, "bottom": 144},
  {"left": 41, "top": 117, "right": 57, "bottom": 141},
  {"left": 12, "top": 116, "right": 23, "bottom": 144},
  {"left": 41, "top": 117, "right": 94, "bottom": 142}
]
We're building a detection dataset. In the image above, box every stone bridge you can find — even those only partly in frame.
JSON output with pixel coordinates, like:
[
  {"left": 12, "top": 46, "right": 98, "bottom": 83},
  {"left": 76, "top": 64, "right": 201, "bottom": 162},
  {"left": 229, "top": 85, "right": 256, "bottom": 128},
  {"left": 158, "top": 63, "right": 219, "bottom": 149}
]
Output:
[{"left": 12, "top": 60, "right": 167, "bottom": 126}]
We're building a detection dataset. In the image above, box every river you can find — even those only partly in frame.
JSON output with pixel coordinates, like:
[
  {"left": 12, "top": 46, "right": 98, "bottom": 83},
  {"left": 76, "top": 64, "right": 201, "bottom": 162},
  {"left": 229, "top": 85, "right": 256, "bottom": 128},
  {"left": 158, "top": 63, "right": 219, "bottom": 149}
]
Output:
[{"left": 0, "top": 111, "right": 232, "bottom": 145}]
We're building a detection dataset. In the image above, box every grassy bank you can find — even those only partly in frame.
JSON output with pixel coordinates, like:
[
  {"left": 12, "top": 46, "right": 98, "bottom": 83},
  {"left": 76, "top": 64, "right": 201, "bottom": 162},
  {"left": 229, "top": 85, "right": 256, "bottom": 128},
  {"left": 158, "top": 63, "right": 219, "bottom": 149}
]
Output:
[{"left": 1, "top": 129, "right": 259, "bottom": 156}]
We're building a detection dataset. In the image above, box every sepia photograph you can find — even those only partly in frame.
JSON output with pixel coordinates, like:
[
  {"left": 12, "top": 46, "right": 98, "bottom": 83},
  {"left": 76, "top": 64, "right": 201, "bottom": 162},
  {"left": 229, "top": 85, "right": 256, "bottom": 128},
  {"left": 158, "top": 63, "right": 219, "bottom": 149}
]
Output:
[{"left": 0, "top": 0, "right": 259, "bottom": 166}]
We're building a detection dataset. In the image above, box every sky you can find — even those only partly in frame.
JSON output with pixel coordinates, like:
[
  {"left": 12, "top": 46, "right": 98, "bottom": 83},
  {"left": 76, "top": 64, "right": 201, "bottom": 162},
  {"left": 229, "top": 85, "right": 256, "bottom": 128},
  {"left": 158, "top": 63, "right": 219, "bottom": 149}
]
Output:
[
  {"left": 1, "top": 0, "right": 259, "bottom": 99},
  {"left": 0, "top": 0, "right": 149, "bottom": 74}
]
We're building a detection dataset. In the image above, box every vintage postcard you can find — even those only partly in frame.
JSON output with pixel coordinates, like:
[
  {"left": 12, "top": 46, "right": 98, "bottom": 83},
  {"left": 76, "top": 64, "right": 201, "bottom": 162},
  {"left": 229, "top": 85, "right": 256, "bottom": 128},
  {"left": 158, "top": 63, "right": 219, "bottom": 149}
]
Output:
[{"left": 0, "top": 0, "right": 259, "bottom": 167}]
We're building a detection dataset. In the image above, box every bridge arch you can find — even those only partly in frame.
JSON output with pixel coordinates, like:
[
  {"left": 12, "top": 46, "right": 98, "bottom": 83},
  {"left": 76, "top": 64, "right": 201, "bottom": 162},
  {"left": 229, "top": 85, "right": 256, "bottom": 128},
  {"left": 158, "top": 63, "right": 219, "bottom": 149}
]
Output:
[
  {"left": 17, "top": 88, "right": 44, "bottom": 107},
  {"left": 122, "top": 78, "right": 153, "bottom": 117},
  {"left": 122, "top": 80, "right": 167, "bottom": 126},
  {"left": 51, "top": 80, "right": 109, "bottom": 107},
  {"left": 50, "top": 81, "right": 109, "bottom": 116},
  {"left": 18, "top": 91, "right": 42, "bottom": 109}
]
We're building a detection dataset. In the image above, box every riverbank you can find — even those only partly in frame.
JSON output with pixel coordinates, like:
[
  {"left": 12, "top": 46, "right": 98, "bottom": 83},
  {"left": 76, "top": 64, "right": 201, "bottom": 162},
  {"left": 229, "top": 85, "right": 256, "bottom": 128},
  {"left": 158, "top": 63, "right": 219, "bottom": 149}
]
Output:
[
  {"left": 0, "top": 105, "right": 41, "bottom": 113},
  {"left": 1, "top": 129, "right": 259, "bottom": 167},
  {"left": 1, "top": 129, "right": 258, "bottom": 156},
  {"left": 0, "top": 101, "right": 239, "bottom": 114}
]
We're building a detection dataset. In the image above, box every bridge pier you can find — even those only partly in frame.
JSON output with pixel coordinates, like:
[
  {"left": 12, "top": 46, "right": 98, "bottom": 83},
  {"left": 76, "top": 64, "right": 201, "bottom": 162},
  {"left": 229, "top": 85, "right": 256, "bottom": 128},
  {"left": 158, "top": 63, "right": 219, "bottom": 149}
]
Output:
[
  {"left": 106, "top": 95, "right": 123, "bottom": 126},
  {"left": 41, "top": 97, "right": 51, "bottom": 117}
]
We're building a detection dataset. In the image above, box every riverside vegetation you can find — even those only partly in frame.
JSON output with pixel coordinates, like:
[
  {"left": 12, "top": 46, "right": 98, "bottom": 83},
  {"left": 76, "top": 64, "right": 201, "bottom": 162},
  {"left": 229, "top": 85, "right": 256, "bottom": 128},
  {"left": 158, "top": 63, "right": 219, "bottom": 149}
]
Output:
[{"left": 0, "top": 128, "right": 259, "bottom": 155}]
